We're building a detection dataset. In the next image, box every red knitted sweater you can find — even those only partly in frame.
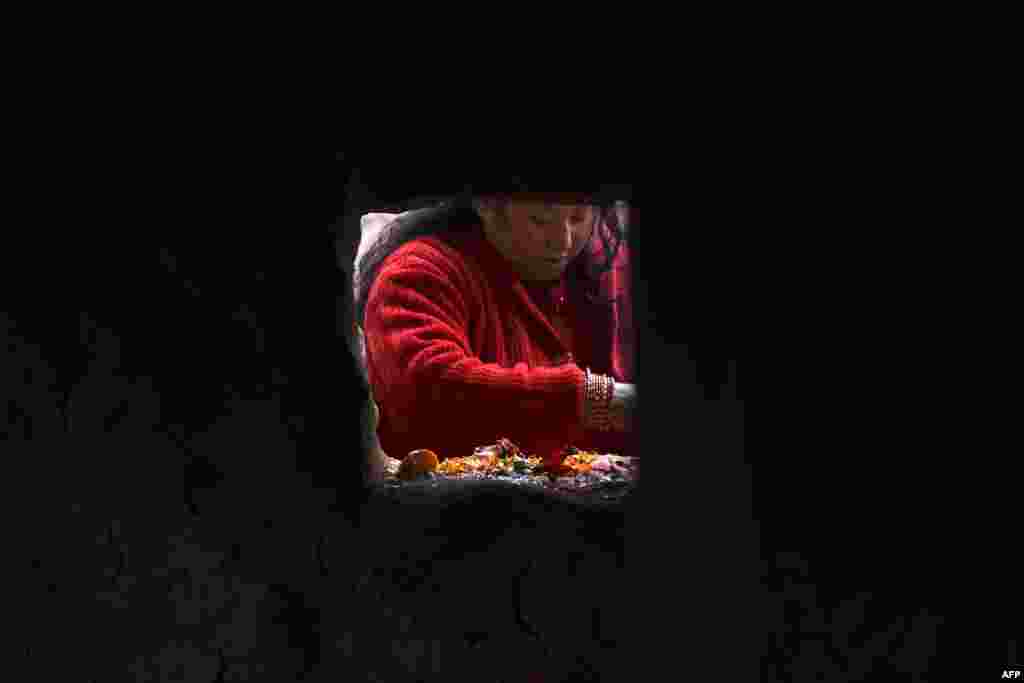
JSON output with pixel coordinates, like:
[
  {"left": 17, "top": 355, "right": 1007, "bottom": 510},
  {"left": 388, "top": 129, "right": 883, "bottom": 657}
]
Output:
[{"left": 363, "top": 220, "right": 634, "bottom": 464}]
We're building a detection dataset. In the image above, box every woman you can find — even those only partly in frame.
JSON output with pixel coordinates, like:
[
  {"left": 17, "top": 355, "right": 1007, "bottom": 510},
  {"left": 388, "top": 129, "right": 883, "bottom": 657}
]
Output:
[{"left": 355, "top": 190, "right": 636, "bottom": 472}]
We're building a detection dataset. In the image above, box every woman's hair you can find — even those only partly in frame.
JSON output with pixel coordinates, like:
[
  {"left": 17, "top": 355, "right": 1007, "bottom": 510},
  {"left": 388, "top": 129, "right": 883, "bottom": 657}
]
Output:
[{"left": 353, "top": 190, "right": 630, "bottom": 330}]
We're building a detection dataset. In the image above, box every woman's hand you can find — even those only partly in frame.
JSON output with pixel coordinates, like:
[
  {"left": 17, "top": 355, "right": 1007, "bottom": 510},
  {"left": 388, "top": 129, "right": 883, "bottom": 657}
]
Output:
[
  {"left": 365, "top": 398, "right": 400, "bottom": 481},
  {"left": 609, "top": 382, "right": 636, "bottom": 433},
  {"left": 368, "top": 448, "right": 401, "bottom": 482}
]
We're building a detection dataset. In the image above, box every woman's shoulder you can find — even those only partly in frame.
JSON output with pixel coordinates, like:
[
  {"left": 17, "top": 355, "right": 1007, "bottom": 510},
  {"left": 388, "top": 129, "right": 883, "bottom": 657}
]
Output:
[
  {"left": 384, "top": 232, "right": 470, "bottom": 269},
  {"left": 378, "top": 231, "right": 487, "bottom": 291}
]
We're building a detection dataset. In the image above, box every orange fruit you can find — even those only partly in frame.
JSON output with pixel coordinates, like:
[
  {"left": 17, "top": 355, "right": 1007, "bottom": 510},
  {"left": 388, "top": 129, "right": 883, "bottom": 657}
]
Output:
[{"left": 398, "top": 449, "right": 440, "bottom": 480}]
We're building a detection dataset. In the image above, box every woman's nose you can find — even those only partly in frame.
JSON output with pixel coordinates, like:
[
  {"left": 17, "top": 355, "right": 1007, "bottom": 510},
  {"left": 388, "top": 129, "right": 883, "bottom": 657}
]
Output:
[{"left": 547, "top": 218, "right": 573, "bottom": 253}]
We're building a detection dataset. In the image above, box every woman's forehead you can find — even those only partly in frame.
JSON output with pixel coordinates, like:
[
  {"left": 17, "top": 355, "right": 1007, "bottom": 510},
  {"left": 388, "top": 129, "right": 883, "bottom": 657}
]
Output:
[
  {"left": 491, "top": 191, "right": 597, "bottom": 204},
  {"left": 507, "top": 194, "right": 598, "bottom": 209}
]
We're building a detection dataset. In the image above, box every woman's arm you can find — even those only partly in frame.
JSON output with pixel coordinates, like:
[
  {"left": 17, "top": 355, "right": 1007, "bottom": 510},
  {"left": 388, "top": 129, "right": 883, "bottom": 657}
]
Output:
[{"left": 364, "top": 246, "right": 588, "bottom": 455}]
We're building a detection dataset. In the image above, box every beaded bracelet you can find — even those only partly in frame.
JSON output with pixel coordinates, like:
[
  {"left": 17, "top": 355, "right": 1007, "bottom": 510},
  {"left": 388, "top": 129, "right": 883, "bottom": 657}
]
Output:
[
  {"left": 598, "top": 373, "right": 613, "bottom": 432},
  {"left": 584, "top": 368, "right": 593, "bottom": 425},
  {"left": 585, "top": 368, "right": 614, "bottom": 432},
  {"left": 584, "top": 368, "right": 595, "bottom": 425}
]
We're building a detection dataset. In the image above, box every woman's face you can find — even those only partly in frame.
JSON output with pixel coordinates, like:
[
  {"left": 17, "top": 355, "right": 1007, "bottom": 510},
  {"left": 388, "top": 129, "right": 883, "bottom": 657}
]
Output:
[{"left": 478, "top": 197, "right": 597, "bottom": 282}]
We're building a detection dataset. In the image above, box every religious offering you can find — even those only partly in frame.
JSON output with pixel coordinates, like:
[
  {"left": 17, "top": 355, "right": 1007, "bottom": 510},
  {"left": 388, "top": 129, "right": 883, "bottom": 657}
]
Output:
[{"left": 383, "top": 438, "right": 637, "bottom": 493}]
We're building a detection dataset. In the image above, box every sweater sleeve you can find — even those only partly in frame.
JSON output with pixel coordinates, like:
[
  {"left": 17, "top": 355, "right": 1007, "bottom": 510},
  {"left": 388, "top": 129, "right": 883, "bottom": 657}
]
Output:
[{"left": 364, "top": 245, "right": 587, "bottom": 457}]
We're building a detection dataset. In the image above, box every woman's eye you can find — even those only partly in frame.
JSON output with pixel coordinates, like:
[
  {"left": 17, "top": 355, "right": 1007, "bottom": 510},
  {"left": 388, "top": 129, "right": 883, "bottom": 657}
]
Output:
[{"left": 532, "top": 214, "right": 585, "bottom": 225}]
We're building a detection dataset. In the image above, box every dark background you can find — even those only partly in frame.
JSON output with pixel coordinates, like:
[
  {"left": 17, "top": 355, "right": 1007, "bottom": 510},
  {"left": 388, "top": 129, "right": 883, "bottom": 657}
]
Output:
[{"left": 12, "top": 151, "right": 1016, "bottom": 680}]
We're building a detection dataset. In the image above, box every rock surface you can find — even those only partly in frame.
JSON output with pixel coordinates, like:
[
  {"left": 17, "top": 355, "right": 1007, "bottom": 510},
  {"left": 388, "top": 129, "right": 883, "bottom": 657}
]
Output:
[{"left": 317, "top": 478, "right": 635, "bottom": 681}]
